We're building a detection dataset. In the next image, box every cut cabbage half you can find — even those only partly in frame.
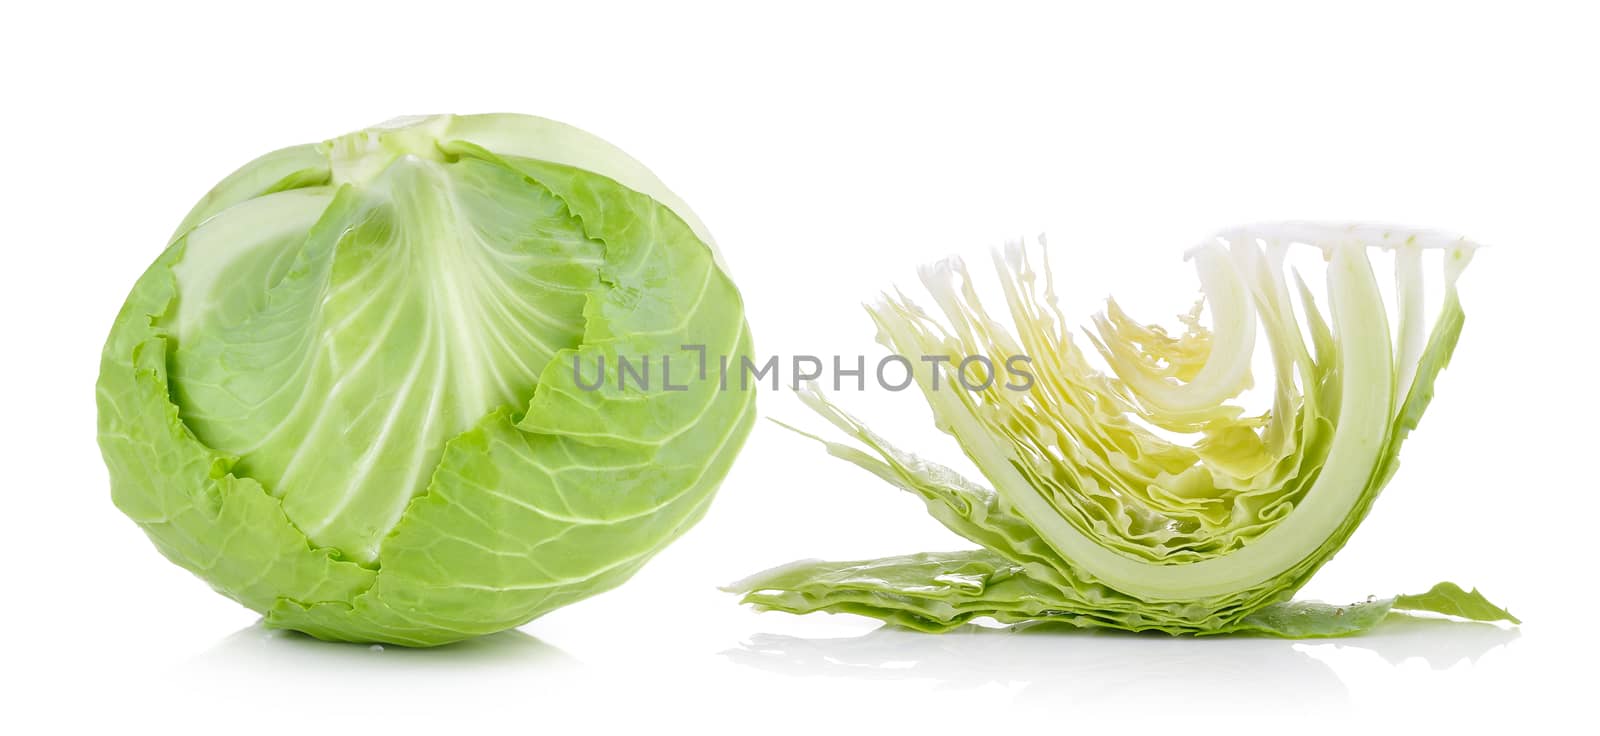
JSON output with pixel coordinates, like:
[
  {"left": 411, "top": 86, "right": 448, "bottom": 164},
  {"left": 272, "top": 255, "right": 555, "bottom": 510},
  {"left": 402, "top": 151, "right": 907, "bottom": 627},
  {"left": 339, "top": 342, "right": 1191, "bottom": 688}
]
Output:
[{"left": 731, "top": 224, "right": 1515, "bottom": 636}]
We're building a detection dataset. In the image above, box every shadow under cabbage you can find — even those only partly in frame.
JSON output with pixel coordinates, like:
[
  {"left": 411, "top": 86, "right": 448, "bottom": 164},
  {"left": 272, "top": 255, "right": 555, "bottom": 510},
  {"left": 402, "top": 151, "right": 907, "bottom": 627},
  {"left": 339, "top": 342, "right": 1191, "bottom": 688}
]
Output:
[
  {"left": 725, "top": 616, "right": 1517, "bottom": 709},
  {"left": 185, "top": 620, "right": 580, "bottom": 674}
]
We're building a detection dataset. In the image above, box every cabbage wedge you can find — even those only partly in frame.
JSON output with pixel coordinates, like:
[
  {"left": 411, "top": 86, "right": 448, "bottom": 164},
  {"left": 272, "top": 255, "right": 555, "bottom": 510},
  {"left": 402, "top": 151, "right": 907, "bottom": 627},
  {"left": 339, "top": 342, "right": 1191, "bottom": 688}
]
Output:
[{"left": 731, "top": 225, "right": 1515, "bottom": 637}]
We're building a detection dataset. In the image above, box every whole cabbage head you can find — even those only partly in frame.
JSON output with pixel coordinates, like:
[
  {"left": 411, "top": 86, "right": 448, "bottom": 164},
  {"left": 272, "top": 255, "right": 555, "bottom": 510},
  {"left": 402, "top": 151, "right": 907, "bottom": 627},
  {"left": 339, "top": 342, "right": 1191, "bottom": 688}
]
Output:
[{"left": 97, "top": 113, "right": 755, "bottom": 646}]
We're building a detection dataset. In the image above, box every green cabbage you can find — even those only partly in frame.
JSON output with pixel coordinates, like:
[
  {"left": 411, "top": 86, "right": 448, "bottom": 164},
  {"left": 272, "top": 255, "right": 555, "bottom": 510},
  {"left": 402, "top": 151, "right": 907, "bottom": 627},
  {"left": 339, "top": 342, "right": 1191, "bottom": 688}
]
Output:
[
  {"left": 731, "top": 226, "right": 1515, "bottom": 637},
  {"left": 98, "top": 114, "right": 755, "bottom": 646}
]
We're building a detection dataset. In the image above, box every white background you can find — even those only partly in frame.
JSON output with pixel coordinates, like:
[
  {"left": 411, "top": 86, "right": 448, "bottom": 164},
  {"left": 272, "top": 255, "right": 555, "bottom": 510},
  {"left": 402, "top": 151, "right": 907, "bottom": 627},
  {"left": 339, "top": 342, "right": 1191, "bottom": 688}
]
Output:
[{"left": 3, "top": 1, "right": 1594, "bottom": 732}]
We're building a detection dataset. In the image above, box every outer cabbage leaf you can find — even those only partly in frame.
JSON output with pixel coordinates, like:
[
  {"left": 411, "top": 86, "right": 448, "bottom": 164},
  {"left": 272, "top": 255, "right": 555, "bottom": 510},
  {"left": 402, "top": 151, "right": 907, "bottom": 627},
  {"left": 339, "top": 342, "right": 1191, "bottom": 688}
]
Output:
[
  {"left": 99, "top": 114, "right": 755, "bottom": 646},
  {"left": 731, "top": 225, "right": 1513, "bottom": 637}
]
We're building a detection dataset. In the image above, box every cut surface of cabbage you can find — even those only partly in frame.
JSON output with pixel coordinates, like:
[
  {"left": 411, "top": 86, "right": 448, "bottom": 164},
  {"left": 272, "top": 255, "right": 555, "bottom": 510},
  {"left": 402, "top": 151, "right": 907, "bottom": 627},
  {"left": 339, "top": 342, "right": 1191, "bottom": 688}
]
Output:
[{"left": 731, "top": 225, "right": 1514, "bottom": 636}]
